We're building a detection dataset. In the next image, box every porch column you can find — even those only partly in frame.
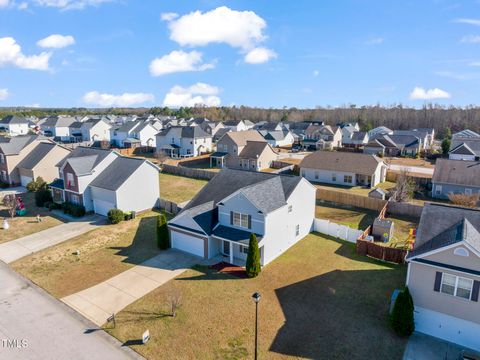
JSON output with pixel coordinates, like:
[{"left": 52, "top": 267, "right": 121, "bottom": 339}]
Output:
[
  {"left": 229, "top": 242, "right": 233, "bottom": 264},
  {"left": 210, "top": 156, "right": 212, "bottom": 168}
]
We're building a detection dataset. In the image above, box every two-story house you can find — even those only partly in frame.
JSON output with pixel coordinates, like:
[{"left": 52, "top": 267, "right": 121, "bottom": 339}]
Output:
[
  {"left": 156, "top": 126, "right": 212, "bottom": 158},
  {"left": 259, "top": 130, "right": 295, "bottom": 147},
  {"left": 168, "top": 169, "right": 316, "bottom": 265},
  {"left": 50, "top": 147, "right": 160, "bottom": 215},
  {"left": 406, "top": 203, "right": 480, "bottom": 351},
  {"left": 302, "top": 124, "right": 342, "bottom": 150},
  {"left": 81, "top": 118, "right": 112, "bottom": 143},
  {"left": 40, "top": 116, "right": 77, "bottom": 141},
  {"left": 0, "top": 115, "right": 30, "bottom": 136},
  {"left": 223, "top": 120, "right": 255, "bottom": 132}
]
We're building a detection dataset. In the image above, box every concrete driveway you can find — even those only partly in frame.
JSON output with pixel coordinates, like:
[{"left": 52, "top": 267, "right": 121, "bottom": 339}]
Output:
[
  {"left": 0, "top": 186, "right": 27, "bottom": 196},
  {"left": 62, "top": 250, "right": 199, "bottom": 326},
  {"left": 403, "top": 332, "right": 478, "bottom": 360},
  {"left": 0, "top": 261, "right": 141, "bottom": 360},
  {"left": 0, "top": 215, "right": 106, "bottom": 263}
]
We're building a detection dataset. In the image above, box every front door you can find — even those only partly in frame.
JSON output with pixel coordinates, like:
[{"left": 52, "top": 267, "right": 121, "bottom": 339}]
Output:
[{"left": 223, "top": 241, "right": 230, "bottom": 255}]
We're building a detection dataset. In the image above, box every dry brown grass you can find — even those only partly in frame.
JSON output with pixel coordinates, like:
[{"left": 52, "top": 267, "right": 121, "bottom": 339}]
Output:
[
  {"left": 106, "top": 234, "right": 407, "bottom": 360},
  {"left": 386, "top": 157, "right": 434, "bottom": 168},
  {"left": 11, "top": 211, "right": 162, "bottom": 298},
  {"left": 0, "top": 192, "right": 64, "bottom": 244},
  {"left": 159, "top": 173, "right": 208, "bottom": 203}
]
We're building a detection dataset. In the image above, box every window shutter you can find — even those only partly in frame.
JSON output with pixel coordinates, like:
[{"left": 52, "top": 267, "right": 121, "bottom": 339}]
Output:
[
  {"left": 248, "top": 215, "right": 252, "bottom": 229},
  {"left": 472, "top": 281, "right": 480, "bottom": 302},
  {"left": 434, "top": 271, "right": 442, "bottom": 292},
  {"left": 230, "top": 211, "right": 233, "bottom": 225}
]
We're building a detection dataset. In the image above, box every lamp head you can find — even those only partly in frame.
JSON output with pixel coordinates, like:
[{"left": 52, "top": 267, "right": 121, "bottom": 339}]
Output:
[{"left": 252, "top": 292, "right": 261, "bottom": 303}]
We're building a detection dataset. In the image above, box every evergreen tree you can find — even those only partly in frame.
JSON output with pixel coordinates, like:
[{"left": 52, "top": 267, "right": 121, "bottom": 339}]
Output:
[
  {"left": 390, "top": 287, "right": 415, "bottom": 337},
  {"left": 245, "top": 233, "right": 261, "bottom": 278},
  {"left": 157, "top": 213, "right": 169, "bottom": 249},
  {"left": 441, "top": 138, "right": 451, "bottom": 155}
]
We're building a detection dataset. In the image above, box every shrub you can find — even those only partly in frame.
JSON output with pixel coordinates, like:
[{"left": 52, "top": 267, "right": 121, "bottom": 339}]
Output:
[
  {"left": 157, "top": 213, "right": 169, "bottom": 249},
  {"left": 35, "top": 188, "right": 52, "bottom": 207},
  {"left": 390, "top": 287, "right": 415, "bottom": 337},
  {"left": 62, "top": 202, "right": 85, "bottom": 217},
  {"left": 246, "top": 233, "right": 261, "bottom": 278},
  {"left": 448, "top": 193, "right": 480, "bottom": 208},
  {"left": 0, "top": 180, "right": 9, "bottom": 189},
  {"left": 107, "top": 209, "right": 124, "bottom": 224},
  {"left": 26, "top": 177, "right": 47, "bottom": 192}
]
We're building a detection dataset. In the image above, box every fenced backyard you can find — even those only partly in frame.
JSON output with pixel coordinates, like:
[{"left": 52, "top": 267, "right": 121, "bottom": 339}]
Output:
[
  {"left": 161, "top": 164, "right": 216, "bottom": 180},
  {"left": 356, "top": 239, "right": 408, "bottom": 264},
  {"left": 313, "top": 218, "right": 364, "bottom": 243}
]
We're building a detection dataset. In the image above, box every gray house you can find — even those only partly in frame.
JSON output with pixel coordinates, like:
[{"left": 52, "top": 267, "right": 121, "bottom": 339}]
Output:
[
  {"left": 432, "top": 159, "right": 480, "bottom": 199},
  {"left": 406, "top": 203, "right": 480, "bottom": 351}
]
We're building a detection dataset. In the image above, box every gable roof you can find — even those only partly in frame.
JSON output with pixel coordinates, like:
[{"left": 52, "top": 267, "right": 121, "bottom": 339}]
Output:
[
  {"left": 449, "top": 143, "right": 477, "bottom": 156},
  {"left": 300, "top": 151, "right": 383, "bottom": 176},
  {"left": 90, "top": 157, "right": 156, "bottom": 191},
  {"left": 238, "top": 140, "right": 278, "bottom": 159},
  {"left": 41, "top": 116, "right": 76, "bottom": 128},
  {"left": 17, "top": 142, "right": 68, "bottom": 170},
  {"left": 157, "top": 126, "right": 211, "bottom": 139},
  {"left": 351, "top": 131, "right": 368, "bottom": 141},
  {"left": 453, "top": 129, "right": 480, "bottom": 139},
  {"left": 0, "top": 115, "right": 29, "bottom": 125},
  {"left": 221, "top": 130, "right": 265, "bottom": 146},
  {"left": 263, "top": 130, "right": 290, "bottom": 141},
  {"left": 0, "top": 135, "right": 38, "bottom": 155},
  {"left": 433, "top": 159, "right": 480, "bottom": 187},
  {"left": 408, "top": 203, "right": 480, "bottom": 259},
  {"left": 116, "top": 120, "right": 141, "bottom": 133},
  {"left": 57, "top": 146, "right": 114, "bottom": 173},
  {"left": 450, "top": 139, "right": 480, "bottom": 156}
]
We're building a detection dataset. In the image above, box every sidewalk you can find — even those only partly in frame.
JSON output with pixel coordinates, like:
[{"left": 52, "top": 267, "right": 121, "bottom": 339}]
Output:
[
  {"left": 0, "top": 215, "right": 106, "bottom": 263},
  {"left": 62, "top": 250, "right": 198, "bottom": 326}
]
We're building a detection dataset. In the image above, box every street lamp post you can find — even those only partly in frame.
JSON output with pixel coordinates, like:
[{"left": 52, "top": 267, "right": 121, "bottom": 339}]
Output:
[{"left": 252, "top": 292, "right": 261, "bottom": 360}]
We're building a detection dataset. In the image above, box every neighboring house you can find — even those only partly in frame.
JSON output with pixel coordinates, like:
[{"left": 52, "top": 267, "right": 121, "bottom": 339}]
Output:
[
  {"left": 349, "top": 131, "right": 369, "bottom": 147},
  {"left": 431, "top": 159, "right": 480, "bottom": 199},
  {"left": 368, "top": 126, "right": 393, "bottom": 138},
  {"left": 406, "top": 203, "right": 480, "bottom": 351},
  {"left": 364, "top": 134, "right": 421, "bottom": 157},
  {"left": 223, "top": 120, "right": 255, "bottom": 132},
  {"left": 50, "top": 147, "right": 160, "bottom": 216},
  {"left": 0, "top": 116, "right": 30, "bottom": 136},
  {"left": 110, "top": 121, "right": 141, "bottom": 147},
  {"left": 387, "top": 134, "right": 422, "bottom": 156},
  {"left": 168, "top": 169, "right": 316, "bottom": 265},
  {"left": 452, "top": 129, "right": 480, "bottom": 140},
  {"left": 300, "top": 151, "right": 386, "bottom": 188},
  {"left": 302, "top": 124, "right": 342, "bottom": 150},
  {"left": 156, "top": 126, "right": 212, "bottom": 158},
  {"left": 0, "top": 135, "right": 47, "bottom": 185},
  {"left": 392, "top": 130, "right": 429, "bottom": 150},
  {"left": 212, "top": 130, "right": 265, "bottom": 168},
  {"left": 339, "top": 123, "right": 359, "bottom": 146},
  {"left": 413, "top": 128, "right": 435, "bottom": 148},
  {"left": 212, "top": 127, "right": 232, "bottom": 143},
  {"left": 449, "top": 141, "right": 480, "bottom": 161},
  {"left": 81, "top": 119, "right": 112, "bottom": 142},
  {"left": 16, "top": 142, "right": 70, "bottom": 186},
  {"left": 41, "top": 116, "right": 77, "bottom": 141},
  {"left": 260, "top": 130, "right": 295, "bottom": 147},
  {"left": 131, "top": 121, "right": 158, "bottom": 147},
  {"left": 236, "top": 141, "right": 279, "bottom": 171}
]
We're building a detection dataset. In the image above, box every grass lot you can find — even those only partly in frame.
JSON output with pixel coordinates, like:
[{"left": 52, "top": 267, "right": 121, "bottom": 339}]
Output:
[
  {"left": 12, "top": 211, "right": 165, "bottom": 299},
  {"left": 315, "top": 181, "right": 396, "bottom": 197},
  {"left": 0, "top": 192, "right": 64, "bottom": 244},
  {"left": 315, "top": 201, "right": 378, "bottom": 229},
  {"left": 106, "top": 234, "right": 407, "bottom": 360},
  {"left": 159, "top": 173, "right": 208, "bottom": 203}
]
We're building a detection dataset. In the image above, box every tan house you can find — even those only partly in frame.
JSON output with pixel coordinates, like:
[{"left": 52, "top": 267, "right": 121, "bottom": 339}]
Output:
[
  {"left": 0, "top": 135, "right": 68, "bottom": 186},
  {"left": 236, "top": 141, "right": 279, "bottom": 171},
  {"left": 406, "top": 203, "right": 480, "bottom": 351}
]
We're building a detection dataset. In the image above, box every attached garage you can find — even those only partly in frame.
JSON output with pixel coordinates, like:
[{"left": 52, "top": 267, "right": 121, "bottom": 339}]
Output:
[
  {"left": 93, "top": 199, "right": 116, "bottom": 216},
  {"left": 171, "top": 230, "right": 205, "bottom": 258},
  {"left": 20, "top": 175, "right": 33, "bottom": 187}
]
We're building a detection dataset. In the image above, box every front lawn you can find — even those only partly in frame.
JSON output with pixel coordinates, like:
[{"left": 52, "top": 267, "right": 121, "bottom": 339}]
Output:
[
  {"left": 106, "top": 234, "right": 407, "bottom": 360},
  {"left": 0, "top": 192, "right": 65, "bottom": 244},
  {"left": 159, "top": 173, "right": 208, "bottom": 204},
  {"left": 11, "top": 211, "right": 165, "bottom": 299}
]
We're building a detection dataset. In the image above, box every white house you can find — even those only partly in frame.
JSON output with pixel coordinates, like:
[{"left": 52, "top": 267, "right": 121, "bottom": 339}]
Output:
[
  {"left": 81, "top": 119, "right": 112, "bottom": 142},
  {"left": 168, "top": 169, "right": 316, "bottom": 266},
  {"left": 300, "top": 151, "right": 386, "bottom": 188},
  {"left": 223, "top": 120, "right": 255, "bottom": 132},
  {"left": 50, "top": 147, "right": 160, "bottom": 216},
  {"left": 41, "top": 116, "right": 77, "bottom": 141},
  {"left": 0, "top": 116, "right": 30, "bottom": 136},
  {"left": 156, "top": 126, "right": 212, "bottom": 158},
  {"left": 260, "top": 130, "right": 295, "bottom": 147},
  {"left": 110, "top": 120, "right": 158, "bottom": 148}
]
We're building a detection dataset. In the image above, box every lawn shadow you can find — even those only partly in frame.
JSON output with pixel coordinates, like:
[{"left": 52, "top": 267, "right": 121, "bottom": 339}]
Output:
[
  {"left": 122, "top": 339, "right": 144, "bottom": 347},
  {"left": 117, "top": 310, "right": 172, "bottom": 324},
  {"left": 270, "top": 268, "right": 407, "bottom": 359},
  {"left": 177, "top": 264, "right": 245, "bottom": 281}
]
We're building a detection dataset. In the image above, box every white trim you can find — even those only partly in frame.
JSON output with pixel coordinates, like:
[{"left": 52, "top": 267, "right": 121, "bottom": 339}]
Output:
[
  {"left": 408, "top": 240, "right": 480, "bottom": 261},
  {"left": 406, "top": 262, "right": 411, "bottom": 286},
  {"left": 168, "top": 225, "right": 208, "bottom": 238},
  {"left": 410, "top": 259, "right": 480, "bottom": 278}
]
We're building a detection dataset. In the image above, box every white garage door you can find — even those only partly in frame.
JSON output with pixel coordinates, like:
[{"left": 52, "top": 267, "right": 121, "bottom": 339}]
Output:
[
  {"left": 171, "top": 230, "right": 204, "bottom": 258},
  {"left": 20, "top": 175, "right": 32, "bottom": 187},
  {"left": 93, "top": 199, "right": 115, "bottom": 216}
]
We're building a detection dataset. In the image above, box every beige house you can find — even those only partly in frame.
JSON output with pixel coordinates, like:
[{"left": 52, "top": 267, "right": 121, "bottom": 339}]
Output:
[
  {"left": 236, "top": 141, "right": 279, "bottom": 171},
  {"left": 406, "top": 203, "right": 480, "bottom": 351}
]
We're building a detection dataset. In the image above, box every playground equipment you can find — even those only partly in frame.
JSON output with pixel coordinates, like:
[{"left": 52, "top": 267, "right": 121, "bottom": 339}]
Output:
[
  {"left": 15, "top": 196, "right": 27, "bottom": 216},
  {"left": 406, "top": 228, "right": 416, "bottom": 250}
]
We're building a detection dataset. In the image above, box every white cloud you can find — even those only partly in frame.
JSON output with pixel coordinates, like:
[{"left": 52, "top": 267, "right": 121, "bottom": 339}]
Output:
[
  {"left": 454, "top": 18, "right": 480, "bottom": 26},
  {"left": 37, "top": 34, "right": 75, "bottom": 48},
  {"left": 0, "top": 0, "right": 9, "bottom": 8},
  {"left": 161, "top": 12, "right": 178, "bottom": 21},
  {"left": 244, "top": 47, "right": 277, "bottom": 64},
  {"left": 409, "top": 86, "right": 451, "bottom": 100},
  {"left": 162, "top": 83, "right": 221, "bottom": 108},
  {"left": 149, "top": 50, "right": 215, "bottom": 76},
  {"left": 313, "top": 70, "right": 320, "bottom": 77},
  {"left": 469, "top": 61, "right": 480, "bottom": 66},
  {"left": 82, "top": 91, "right": 154, "bottom": 107},
  {"left": 0, "top": 37, "right": 51, "bottom": 71},
  {"left": 365, "top": 37, "right": 384, "bottom": 45},
  {"left": 33, "top": 0, "right": 113, "bottom": 10},
  {"left": 166, "top": 6, "right": 271, "bottom": 51},
  {"left": 18, "top": 2, "right": 28, "bottom": 9},
  {"left": 0, "top": 88, "right": 9, "bottom": 100},
  {"left": 461, "top": 35, "right": 480, "bottom": 43}
]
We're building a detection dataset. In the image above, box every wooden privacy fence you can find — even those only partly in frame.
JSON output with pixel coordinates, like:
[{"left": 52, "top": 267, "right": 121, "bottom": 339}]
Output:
[
  {"left": 159, "top": 198, "right": 181, "bottom": 215},
  {"left": 161, "top": 164, "right": 216, "bottom": 180},
  {"left": 356, "top": 239, "right": 408, "bottom": 264}
]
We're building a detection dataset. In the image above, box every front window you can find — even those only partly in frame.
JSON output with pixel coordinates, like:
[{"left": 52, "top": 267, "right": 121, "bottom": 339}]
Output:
[
  {"left": 435, "top": 185, "right": 442, "bottom": 195},
  {"left": 242, "top": 246, "right": 248, "bottom": 254},
  {"left": 66, "top": 172, "right": 75, "bottom": 187},
  {"left": 233, "top": 212, "right": 249, "bottom": 228},
  {"left": 344, "top": 175, "right": 353, "bottom": 184},
  {"left": 441, "top": 273, "right": 473, "bottom": 300},
  {"left": 315, "top": 171, "right": 319, "bottom": 180},
  {"left": 295, "top": 224, "right": 300, "bottom": 236},
  {"left": 332, "top": 173, "right": 336, "bottom": 182}
]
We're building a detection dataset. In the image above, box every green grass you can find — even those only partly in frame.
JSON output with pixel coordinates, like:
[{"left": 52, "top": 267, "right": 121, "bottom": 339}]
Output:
[
  {"left": 159, "top": 173, "right": 208, "bottom": 203},
  {"left": 105, "top": 233, "right": 407, "bottom": 360},
  {"left": 316, "top": 201, "right": 378, "bottom": 229}
]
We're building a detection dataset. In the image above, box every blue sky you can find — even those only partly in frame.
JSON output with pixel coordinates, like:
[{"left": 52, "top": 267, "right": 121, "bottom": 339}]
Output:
[{"left": 0, "top": 0, "right": 480, "bottom": 108}]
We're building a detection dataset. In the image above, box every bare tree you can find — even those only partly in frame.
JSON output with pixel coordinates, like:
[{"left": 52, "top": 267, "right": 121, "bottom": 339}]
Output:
[
  {"left": 448, "top": 193, "right": 480, "bottom": 208},
  {"left": 389, "top": 171, "right": 416, "bottom": 202},
  {"left": 2, "top": 194, "right": 18, "bottom": 218},
  {"left": 167, "top": 286, "right": 182, "bottom": 317}
]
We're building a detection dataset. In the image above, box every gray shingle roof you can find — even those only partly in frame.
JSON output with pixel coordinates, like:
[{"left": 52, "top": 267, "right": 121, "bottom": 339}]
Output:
[
  {"left": 41, "top": 116, "right": 76, "bottom": 127},
  {"left": 116, "top": 121, "right": 141, "bottom": 133},
  {"left": 300, "top": 151, "right": 383, "bottom": 176},
  {"left": 158, "top": 126, "right": 211, "bottom": 139},
  {"left": 0, "top": 115, "right": 29, "bottom": 125},
  {"left": 57, "top": 146, "right": 113, "bottom": 170},
  {"left": 408, "top": 203, "right": 480, "bottom": 259},
  {"left": 90, "top": 157, "right": 152, "bottom": 191},
  {"left": 450, "top": 139, "right": 480, "bottom": 156},
  {"left": 433, "top": 159, "right": 480, "bottom": 187},
  {"left": 238, "top": 141, "right": 276, "bottom": 159},
  {"left": 212, "top": 225, "right": 262, "bottom": 245},
  {"left": 351, "top": 131, "right": 367, "bottom": 141},
  {"left": 0, "top": 135, "right": 38, "bottom": 155},
  {"left": 17, "top": 142, "right": 65, "bottom": 170}
]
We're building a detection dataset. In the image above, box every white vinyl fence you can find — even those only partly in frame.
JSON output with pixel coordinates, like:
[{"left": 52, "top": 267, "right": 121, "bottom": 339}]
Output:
[{"left": 313, "top": 218, "right": 364, "bottom": 243}]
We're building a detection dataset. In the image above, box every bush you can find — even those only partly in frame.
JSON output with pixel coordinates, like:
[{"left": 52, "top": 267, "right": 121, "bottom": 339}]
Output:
[
  {"left": 246, "top": 233, "right": 261, "bottom": 278},
  {"left": 390, "top": 287, "right": 415, "bottom": 337},
  {"left": 107, "top": 209, "right": 124, "bottom": 224},
  {"left": 44, "top": 201, "right": 61, "bottom": 211},
  {"left": 26, "top": 177, "right": 47, "bottom": 192},
  {"left": 157, "top": 213, "right": 169, "bottom": 249},
  {"left": 62, "top": 202, "right": 86, "bottom": 217},
  {"left": 0, "top": 180, "right": 9, "bottom": 189},
  {"left": 35, "top": 188, "right": 52, "bottom": 207},
  {"left": 448, "top": 193, "right": 480, "bottom": 208}
]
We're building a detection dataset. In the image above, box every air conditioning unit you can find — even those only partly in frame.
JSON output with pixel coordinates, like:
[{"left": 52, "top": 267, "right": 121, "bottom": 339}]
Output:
[{"left": 365, "top": 235, "right": 374, "bottom": 242}]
